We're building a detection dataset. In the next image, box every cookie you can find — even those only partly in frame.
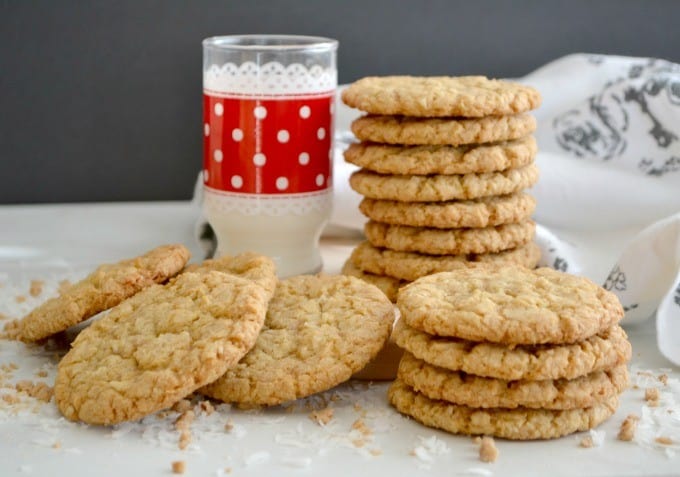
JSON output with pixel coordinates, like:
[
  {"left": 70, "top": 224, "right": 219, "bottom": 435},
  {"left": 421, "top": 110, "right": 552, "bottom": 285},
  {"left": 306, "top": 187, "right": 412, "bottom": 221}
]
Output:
[
  {"left": 398, "top": 266, "right": 624, "bottom": 344},
  {"left": 15, "top": 244, "right": 190, "bottom": 343},
  {"left": 393, "top": 320, "right": 632, "bottom": 380},
  {"left": 359, "top": 193, "right": 536, "bottom": 229},
  {"left": 364, "top": 220, "right": 536, "bottom": 255},
  {"left": 351, "top": 114, "right": 536, "bottom": 146},
  {"left": 341, "top": 76, "right": 541, "bottom": 117},
  {"left": 201, "top": 275, "right": 394, "bottom": 405},
  {"left": 350, "top": 241, "right": 541, "bottom": 282},
  {"left": 398, "top": 351, "right": 628, "bottom": 410},
  {"left": 345, "top": 136, "right": 536, "bottom": 175},
  {"left": 388, "top": 380, "right": 618, "bottom": 440},
  {"left": 341, "top": 260, "right": 405, "bottom": 302},
  {"left": 185, "top": 252, "right": 277, "bottom": 297},
  {"left": 54, "top": 270, "right": 269, "bottom": 425},
  {"left": 349, "top": 164, "right": 539, "bottom": 202}
]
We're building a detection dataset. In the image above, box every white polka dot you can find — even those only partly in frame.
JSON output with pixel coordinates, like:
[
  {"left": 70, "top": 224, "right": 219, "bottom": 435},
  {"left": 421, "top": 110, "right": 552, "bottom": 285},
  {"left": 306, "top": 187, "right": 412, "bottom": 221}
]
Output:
[
  {"left": 203, "top": 170, "right": 209, "bottom": 182},
  {"left": 277, "top": 130, "right": 290, "bottom": 143},
  {"left": 204, "top": 123, "right": 210, "bottom": 136},
  {"left": 213, "top": 149, "right": 223, "bottom": 162},
  {"left": 299, "top": 105, "right": 311, "bottom": 118},
  {"left": 232, "top": 128, "right": 243, "bottom": 141},
  {"left": 253, "top": 153, "right": 266, "bottom": 166},
  {"left": 298, "top": 152, "right": 310, "bottom": 165},
  {"left": 315, "top": 174, "right": 325, "bottom": 187},
  {"left": 254, "top": 106, "right": 267, "bottom": 119},
  {"left": 317, "top": 127, "right": 326, "bottom": 140},
  {"left": 214, "top": 103, "right": 223, "bottom": 116},
  {"left": 276, "top": 177, "right": 289, "bottom": 191},
  {"left": 231, "top": 175, "right": 243, "bottom": 189}
]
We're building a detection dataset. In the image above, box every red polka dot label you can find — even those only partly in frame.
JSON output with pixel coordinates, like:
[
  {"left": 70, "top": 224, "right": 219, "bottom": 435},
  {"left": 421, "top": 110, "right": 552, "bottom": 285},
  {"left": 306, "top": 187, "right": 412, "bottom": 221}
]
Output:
[{"left": 203, "top": 93, "right": 333, "bottom": 195}]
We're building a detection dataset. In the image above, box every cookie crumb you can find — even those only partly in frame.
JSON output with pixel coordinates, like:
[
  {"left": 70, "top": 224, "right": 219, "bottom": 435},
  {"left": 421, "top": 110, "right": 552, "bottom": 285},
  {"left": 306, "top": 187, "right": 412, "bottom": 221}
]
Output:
[
  {"left": 618, "top": 414, "right": 640, "bottom": 441},
  {"left": 579, "top": 436, "right": 595, "bottom": 448},
  {"left": 309, "top": 407, "right": 334, "bottom": 426},
  {"left": 58, "top": 280, "right": 72, "bottom": 294},
  {"left": 472, "top": 436, "right": 482, "bottom": 445},
  {"left": 351, "top": 418, "right": 372, "bottom": 436},
  {"left": 15, "top": 380, "right": 53, "bottom": 402},
  {"left": 178, "top": 430, "right": 191, "bottom": 450},
  {"left": 369, "top": 448, "right": 382, "bottom": 456},
  {"left": 199, "top": 400, "right": 214, "bottom": 416},
  {"left": 353, "top": 403, "right": 363, "bottom": 412},
  {"left": 52, "top": 441, "right": 61, "bottom": 449},
  {"left": 2, "top": 394, "right": 20, "bottom": 405},
  {"left": 172, "top": 399, "right": 192, "bottom": 414},
  {"left": 0, "top": 312, "right": 7, "bottom": 321},
  {"left": 655, "top": 436, "right": 674, "bottom": 445},
  {"left": 479, "top": 436, "right": 498, "bottom": 463},
  {"left": 645, "top": 387, "right": 660, "bottom": 406},
  {"left": 224, "top": 419, "right": 234, "bottom": 432},
  {"left": 1, "top": 320, "right": 22, "bottom": 340},
  {"left": 224, "top": 467, "right": 232, "bottom": 474},
  {"left": 175, "top": 410, "right": 195, "bottom": 450},
  {"left": 29, "top": 280, "right": 44, "bottom": 297},
  {"left": 658, "top": 374, "right": 669, "bottom": 386},
  {"left": 35, "top": 370, "right": 48, "bottom": 378},
  {"left": 15, "top": 295, "right": 26, "bottom": 303},
  {"left": 171, "top": 460, "right": 186, "bottom": 474}
]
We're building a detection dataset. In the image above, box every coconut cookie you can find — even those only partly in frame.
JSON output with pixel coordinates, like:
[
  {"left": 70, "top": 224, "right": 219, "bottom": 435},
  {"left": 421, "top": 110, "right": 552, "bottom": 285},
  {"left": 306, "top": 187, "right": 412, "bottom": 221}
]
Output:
[
  {"left": 14, "top": 244, "right": 190, "bottom": 342},
  {"left": 350, "top": 241, "right": 540, "bottom": 282},
  {"left": 351, "top": 114, "right": 536, "bottom": 146},
  {"left": 398, "top": 267, "right": 624, "bottom": 345},
  {"left": 341, "top": 76, "right": 541, "bottom": 117},
  {"left": 359, "top": 193, "right": 536, "bottom": 229},
  {"left": 54, "top": 270, "right": 269, "bottom": 425},
  {"left": 201, "top": 275, "right": 394, "bottom": 405},
  {"left": 393, "top": 320, "right": 632, "bottom": 381},
  {"left": 349, "top": 164, "right": 539, "bottom": 202},
  {"left": 341, "top": 260, "right": 406, "bottom": 302},
  {"left": 388, "top": 380, "right": 619, "bottom": 440},
  {"left": 345, "top": 136, "right": 536, "bottom": 175},
  {"left": 398, "top": 352, "right": 629, "bottom": 410},
  {"left": 364, "top": 220, "right": 536, "bottom": 256}
]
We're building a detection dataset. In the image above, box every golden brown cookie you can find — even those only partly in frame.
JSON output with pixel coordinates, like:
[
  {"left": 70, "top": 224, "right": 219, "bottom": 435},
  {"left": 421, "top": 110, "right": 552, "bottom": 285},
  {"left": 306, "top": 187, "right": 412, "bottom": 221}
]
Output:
[
  {"left": 398, "top": 266, "right": 624, "bottom": 345},
  {"left": 364, "top": 220, "right": 536, "bottom": 255},
  {"left": 341, "top": 260, "right": 405, "bottom": 302},
  {"left": 345, "top": 136, "right": 536, "bottom": 175},
  {"left": 393, "top": 320, "right": 632, "bottom": 380},
  {"left": 359, "top": 193, "right": 536, "bottom": 229},
  {"left": 54, "top": 270, "right": 269, "bottom": 425},
  {"left": 341, "top": 76, "right": 541, "bottom": 117},
  {"left": 201, "top": 275, "right": 394, "bottom": 406},
  {"left": 349, "top": 164, "right": 539, "bottom": 202},
  {"left": 15, "top": 244, "right": 190, "bottom": 342},
  {"left": 388, "top": 380, "right": 618, "bottom": 440},
  {"left": 350, "top": 241, "right": 541, "bottom": 282},
  {"left": 185, "top": 252, "right": 277, "bottom": 297},
  {"left": 398, "top": 351, "right": 629, "bottom": 410}
]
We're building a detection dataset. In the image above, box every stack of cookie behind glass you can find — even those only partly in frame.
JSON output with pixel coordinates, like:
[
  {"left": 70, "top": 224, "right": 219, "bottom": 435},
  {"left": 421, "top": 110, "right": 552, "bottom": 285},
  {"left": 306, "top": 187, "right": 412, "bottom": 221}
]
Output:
[
  {"left": 390, "top": 266, "right": 632, "bottom": 440},
  {"left": 340, "top": 76, "right": 543, "bottom": 301}
]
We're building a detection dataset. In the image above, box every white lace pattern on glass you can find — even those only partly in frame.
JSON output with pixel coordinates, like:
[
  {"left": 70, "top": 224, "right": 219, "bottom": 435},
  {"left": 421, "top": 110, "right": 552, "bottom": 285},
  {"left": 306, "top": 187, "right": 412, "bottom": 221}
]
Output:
[
  {"left": 203, "top": 62, "right": 336, "bottom": 96},
  {"left": 203, "top": 187, "right": 332, "bottom": 216}
]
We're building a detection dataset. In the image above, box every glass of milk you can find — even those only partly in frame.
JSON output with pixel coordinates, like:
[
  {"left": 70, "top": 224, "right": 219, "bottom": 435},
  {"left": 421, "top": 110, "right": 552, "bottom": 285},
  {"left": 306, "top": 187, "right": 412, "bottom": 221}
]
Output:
[{"left": 202, "top": 35, "right": 338, "bottom": 277}]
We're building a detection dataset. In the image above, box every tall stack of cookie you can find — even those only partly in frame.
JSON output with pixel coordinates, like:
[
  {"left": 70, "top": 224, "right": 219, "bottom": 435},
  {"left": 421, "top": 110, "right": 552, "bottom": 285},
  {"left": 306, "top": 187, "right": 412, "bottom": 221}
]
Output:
[
  {"left": 390, "top": 266, "right": 632, "bottom": 440},
  {"left": 340, "top": 76, "right": 543, "bottom": 301}
]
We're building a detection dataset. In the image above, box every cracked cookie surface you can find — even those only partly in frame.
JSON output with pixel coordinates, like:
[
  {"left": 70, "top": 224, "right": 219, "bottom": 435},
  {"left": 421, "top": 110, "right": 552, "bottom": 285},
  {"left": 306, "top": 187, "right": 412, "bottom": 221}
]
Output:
[
  {"left": 55, "top": 270, "right": 270, "bottom": 425},
  {"left": 342, "top": 76, "right": 541, "bottom": 117},
  {"left": 341, "top": 260, "right": 406, "bottom": 302},
  {"left": 398, "top": 266, "right": 624, "bottom": 344},
  {"left": 201, "top": 275, "right": 394, "bottom": 405},
  {"left": 14, "top": 244, "right": 190, "bottom": 342}
]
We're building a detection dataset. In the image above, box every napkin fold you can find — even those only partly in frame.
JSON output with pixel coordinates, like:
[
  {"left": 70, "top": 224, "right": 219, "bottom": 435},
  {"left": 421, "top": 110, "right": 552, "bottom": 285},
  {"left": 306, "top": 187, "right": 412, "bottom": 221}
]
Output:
[{"left": 196, "top": 53, "right": 680, "bottom": 365}]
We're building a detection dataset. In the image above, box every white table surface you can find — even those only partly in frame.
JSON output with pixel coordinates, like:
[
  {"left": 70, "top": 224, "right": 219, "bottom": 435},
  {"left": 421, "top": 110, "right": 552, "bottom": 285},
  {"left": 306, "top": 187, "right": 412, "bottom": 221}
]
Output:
[{"left": 0, "top": 201, "right": 678, "bottom": 477}]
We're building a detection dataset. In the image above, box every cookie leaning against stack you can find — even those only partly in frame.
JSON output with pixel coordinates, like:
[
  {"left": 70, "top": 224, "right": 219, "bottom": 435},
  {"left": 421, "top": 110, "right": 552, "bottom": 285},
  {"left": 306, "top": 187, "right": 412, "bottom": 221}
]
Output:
[
  {"left": 340, "top": 76, "right": 542, "bottom": 300},
  {"left": 389, "top": 266, "right": 632, "bottom": 440}
]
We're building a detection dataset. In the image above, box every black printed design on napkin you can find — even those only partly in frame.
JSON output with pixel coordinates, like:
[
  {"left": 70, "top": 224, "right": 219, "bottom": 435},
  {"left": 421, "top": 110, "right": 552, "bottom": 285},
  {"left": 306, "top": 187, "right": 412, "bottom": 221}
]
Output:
[
  {"left": 604, "top": 265, "right": 627, "bottom": 292},
  {"left": 553, "top": 257, "right": 568, "bottom": 272},
  {"left": 623, "top": 303, "right": 639, "bottom": 312},
  {"left": 553, "top": 58, "right": 680, "bottom": 168},
  {"left": 674, "top": 284, "right": 680, "bottom": 307}
]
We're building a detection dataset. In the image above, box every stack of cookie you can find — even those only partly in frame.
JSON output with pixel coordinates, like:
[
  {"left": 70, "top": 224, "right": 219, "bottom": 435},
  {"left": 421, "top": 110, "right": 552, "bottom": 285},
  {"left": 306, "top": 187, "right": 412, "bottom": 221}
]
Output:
[
  {"left": 389, "top": 266, "right": 632, "bottom": 440},
  {"left": 340, "top": 76, "right": 543, "bottom": 301}
]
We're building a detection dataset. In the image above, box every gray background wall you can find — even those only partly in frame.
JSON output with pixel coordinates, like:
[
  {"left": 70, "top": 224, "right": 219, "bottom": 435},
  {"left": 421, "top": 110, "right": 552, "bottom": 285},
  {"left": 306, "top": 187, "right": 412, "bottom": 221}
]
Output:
[{"left": 1, "top": 0, "right": 679, "bottom": 204}]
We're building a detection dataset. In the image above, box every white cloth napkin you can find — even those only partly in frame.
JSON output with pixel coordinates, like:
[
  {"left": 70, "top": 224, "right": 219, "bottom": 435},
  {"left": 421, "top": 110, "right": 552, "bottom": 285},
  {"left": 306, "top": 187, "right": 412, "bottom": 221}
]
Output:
[{"left": 197, "top": 53, "right": 680, "bottom": 365}]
